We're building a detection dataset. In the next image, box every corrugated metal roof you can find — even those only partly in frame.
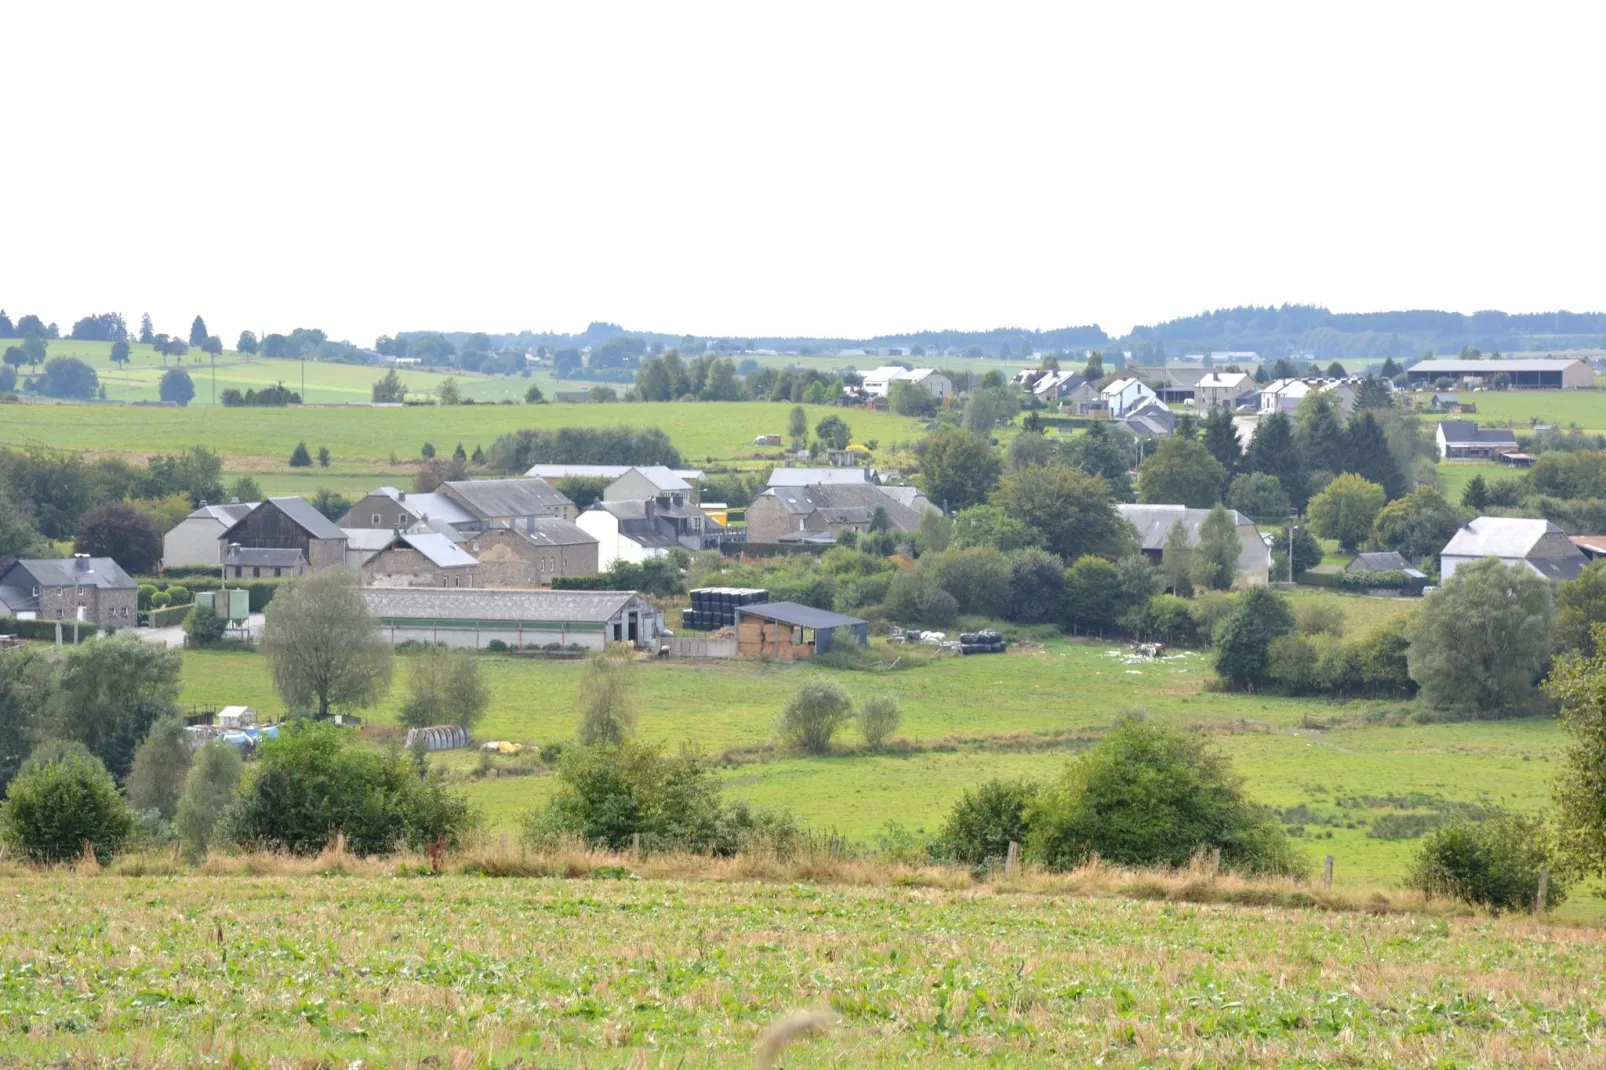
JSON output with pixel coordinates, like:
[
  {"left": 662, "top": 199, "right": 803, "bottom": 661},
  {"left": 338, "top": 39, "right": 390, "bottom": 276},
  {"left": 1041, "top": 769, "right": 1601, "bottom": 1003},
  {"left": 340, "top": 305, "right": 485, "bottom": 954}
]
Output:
[
  {"left": 442, "top": 478, "right": 572, "bottom": 520},
  {"left": 265, "top": 497, "right": 347, "bottom": 541},
  {"left": 736, "top": 601, "right": 867, "bottom": 629},
  {"left": 767, "top": 467, "right": 875, "bottom": 487},
  {"left": 523, "top": 464, "right": 705, "bottom": 481},
  {"left": 399, "top": 532, "right": 478, "bottom": 569},
  {"left": 1441, "top": 516, "right": 1566, "bottom": 558},
  {"left": 1409, "top": 358, "right": 1588, "bottom": 373},
  {"left": 514, "top": 518, "right": 597, "bottom": 548},
  {"left": 361, "top": 586, "right": 642, "bottom": 622}
]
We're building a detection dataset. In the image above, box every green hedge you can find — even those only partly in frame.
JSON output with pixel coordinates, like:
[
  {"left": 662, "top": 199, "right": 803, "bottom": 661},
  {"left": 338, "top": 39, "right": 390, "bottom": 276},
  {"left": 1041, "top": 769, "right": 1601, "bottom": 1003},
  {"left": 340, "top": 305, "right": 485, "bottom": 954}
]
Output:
[
  {"left": 1331, "top": 570, "right": 1411, "bottom": 592},
  {"left": 0, "top": 618, "right": 96, "bottom": 642},
  {"left": 135, "top": 576, "right": 284, "bottom": 611},
  {"left": 147, "top": 604, "right": 192, "bottom": 628},
  {"left": 1298, "top": 569, "right": 1412, "bottom": 591}
]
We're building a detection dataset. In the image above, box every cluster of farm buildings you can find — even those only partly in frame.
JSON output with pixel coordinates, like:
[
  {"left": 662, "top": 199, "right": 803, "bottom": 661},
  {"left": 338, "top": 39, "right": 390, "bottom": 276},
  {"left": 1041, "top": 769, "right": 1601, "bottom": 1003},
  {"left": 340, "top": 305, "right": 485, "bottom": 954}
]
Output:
[{"left": 0, "top": 356, "right": 1595, "bottom": 658}]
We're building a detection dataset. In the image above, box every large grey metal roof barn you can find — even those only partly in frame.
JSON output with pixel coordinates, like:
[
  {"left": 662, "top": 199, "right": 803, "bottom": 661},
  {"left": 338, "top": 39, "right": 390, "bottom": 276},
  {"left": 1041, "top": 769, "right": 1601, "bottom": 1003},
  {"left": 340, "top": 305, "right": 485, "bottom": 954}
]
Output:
[{"left": 361, "top": 587, "right": 662, "bottom": 649}]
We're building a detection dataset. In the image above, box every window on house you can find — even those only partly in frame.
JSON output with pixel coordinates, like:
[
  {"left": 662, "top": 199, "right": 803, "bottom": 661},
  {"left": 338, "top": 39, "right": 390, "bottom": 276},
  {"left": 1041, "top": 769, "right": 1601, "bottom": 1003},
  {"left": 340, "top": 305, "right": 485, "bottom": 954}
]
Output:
[
  {"left": 253, "top": 567, "right": 261, "bottom": 578},
  {"left": 274, "top": 568, "right": 283, "bottom": 578},
  {"left": 372, "top": 513, "right": 381, "bottom": 525},
  {"left": 31, "top": 586, "right": 39, "bottom": 597},
  {"left": 56, "top": 610, "right": 63, "bottom": 620}
]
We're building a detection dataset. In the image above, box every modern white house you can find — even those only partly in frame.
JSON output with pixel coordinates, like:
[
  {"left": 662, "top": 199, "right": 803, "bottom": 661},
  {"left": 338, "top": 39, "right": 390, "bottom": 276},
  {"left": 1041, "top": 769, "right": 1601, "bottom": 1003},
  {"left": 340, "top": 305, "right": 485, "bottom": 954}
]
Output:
[
  {"left": 861, "top": 366, "right": 954, "bottom": 402},
  {"left": 1193, "top": 371, "right": 1257, "bottom": 411},
  {"left": 1100, "top": 376, "right": 1158, "bottom": 417},
  {"left": 1258, "top": 378, "right": 1358, "bottom": 417},
  {"left": 1439, "top": 517, "right": 1589, "bottom": 581},
  {"left": 162, "top": 501, "right": 258, "bottom": 568}
]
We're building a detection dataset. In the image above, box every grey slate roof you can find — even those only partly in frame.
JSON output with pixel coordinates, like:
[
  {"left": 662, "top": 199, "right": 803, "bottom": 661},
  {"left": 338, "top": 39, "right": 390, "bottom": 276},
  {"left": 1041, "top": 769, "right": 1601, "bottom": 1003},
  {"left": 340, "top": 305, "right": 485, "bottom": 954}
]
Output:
[
  {"left": 265, "top": 497, "right": 346, "bottom": 541},
  {"left": 1438, "top": 420, "right": 1518, "bottom": 446},
  {"left": 758, "top": 484, "right": 927, "bottom": 530},
  {"left": 362, "top": 488, "right": 477, "bottom": 526},
  {"left": 442, "top": 478, "right": 572, "bottom": 519},
  {"left": 2, "top": 557, "right": 136, "bottom": 590},
  {"left": 735, "top": 601, "right": 867, "bottom": 629},
  {"left": 340, "top": 528, "right": 396, "bottom": 553},
  {"left": 1116, "top": 505, "right": 1254, "bottom": 550},
  {"left": 618, "top": 466, "right": 692, "bottom": 492},
  {"left": 1348, "top": 551, "right": 1411, "bottom": 572},
  {"left": 0, "top": 586, "right": 38, "bottom": 613},
  {"left": 361, "top": 586, "right": 642, "bottom": 622},
  {"left": 223, "top": 547, "right": 305, "bottom": 568}
]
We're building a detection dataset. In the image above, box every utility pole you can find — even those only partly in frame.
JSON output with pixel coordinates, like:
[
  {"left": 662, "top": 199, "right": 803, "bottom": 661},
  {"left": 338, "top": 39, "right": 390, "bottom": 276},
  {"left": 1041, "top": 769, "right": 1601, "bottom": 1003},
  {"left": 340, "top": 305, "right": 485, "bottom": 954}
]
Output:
[
  {"left": 211, "top": 351, "right": 216, "bottom": 407},
  {"left": 1288, "top": 524, "right": 1297, "bottom": 583}
]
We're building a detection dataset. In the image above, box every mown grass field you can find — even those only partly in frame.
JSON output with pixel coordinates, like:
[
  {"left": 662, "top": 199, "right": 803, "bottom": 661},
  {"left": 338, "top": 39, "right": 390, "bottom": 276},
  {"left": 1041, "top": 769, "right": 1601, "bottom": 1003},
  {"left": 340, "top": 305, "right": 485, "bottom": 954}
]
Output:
[
  {"left": 2, "top": 871, "right": 1602, "bottom": 1066},
  {"left": 1455, "top": 387, "right": 1606, "bottom": 430},
  {"left": 170, "top": 589, "right": 1582, "bottom": 907}
]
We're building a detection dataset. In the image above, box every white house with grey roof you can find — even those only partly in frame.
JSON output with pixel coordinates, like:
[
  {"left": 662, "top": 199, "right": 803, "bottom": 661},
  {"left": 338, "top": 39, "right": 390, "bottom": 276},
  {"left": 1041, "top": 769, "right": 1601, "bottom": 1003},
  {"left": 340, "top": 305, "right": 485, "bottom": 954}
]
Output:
[
  {"left": 1439, "top": 517, "right": 1589, "bottom": 581},
  {"left": 162, "top": 501, "right": 258, "bottom": 568},
  {"left": 1116, "top": 504, "right": 1270, "bottom": 587},
  {"left": 361, "top": 587, "right": 662, "bottom": 650},
  {"left": 1435, "top": 420, "right": 1519, "bottom": 461}
]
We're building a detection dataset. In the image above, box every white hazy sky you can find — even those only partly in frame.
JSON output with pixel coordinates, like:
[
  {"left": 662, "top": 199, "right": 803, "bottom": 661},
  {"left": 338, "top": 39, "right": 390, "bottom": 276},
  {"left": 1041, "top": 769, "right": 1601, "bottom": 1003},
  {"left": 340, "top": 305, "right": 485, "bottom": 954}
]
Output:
[{"left": 4, "top": 2, "right": 1603, "bottom": 346}]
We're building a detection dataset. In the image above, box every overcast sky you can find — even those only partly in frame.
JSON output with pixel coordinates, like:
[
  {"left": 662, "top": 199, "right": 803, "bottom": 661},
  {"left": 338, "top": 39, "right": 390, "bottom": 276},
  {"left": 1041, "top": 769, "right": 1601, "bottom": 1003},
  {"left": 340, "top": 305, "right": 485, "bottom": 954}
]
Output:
[{"left": 5, "top": 2, "right": 1603, "bottom": 346}]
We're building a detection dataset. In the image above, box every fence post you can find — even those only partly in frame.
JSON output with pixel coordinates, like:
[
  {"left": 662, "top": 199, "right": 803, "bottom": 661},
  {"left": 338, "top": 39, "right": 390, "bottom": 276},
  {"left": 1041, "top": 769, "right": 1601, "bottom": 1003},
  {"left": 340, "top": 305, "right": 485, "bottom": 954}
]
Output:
[
  {"left": 1209, "top": 847, "right": 1221, "bottom": 874},
  {"left": 1322, "top": 855, "right": 1334, "bottom": 893},
  {"left": 631, "top": 832, "right": 641, "bottom": 861},
  {"left": 1534, "top": 865, "right": 1550, "bottom": 917},
  {"left": 1004, "top": 841, "right": 1019, "bottom": 878}
]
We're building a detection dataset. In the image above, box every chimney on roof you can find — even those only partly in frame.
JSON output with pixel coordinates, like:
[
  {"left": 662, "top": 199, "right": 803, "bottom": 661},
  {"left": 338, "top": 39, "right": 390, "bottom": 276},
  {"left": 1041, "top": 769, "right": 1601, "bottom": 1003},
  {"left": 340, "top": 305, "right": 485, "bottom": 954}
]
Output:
[
  {"left": 397, "top": 490, "right": 406, "bottom": 500},
  {"left": 230, "top": 496, "right": 240, "bottom": 505},
  {"left": 73, "top": 553, "right": 89, "bottom": 571},
  {"left": 199, "top": 500, "right": 208, "bottom": 508}
]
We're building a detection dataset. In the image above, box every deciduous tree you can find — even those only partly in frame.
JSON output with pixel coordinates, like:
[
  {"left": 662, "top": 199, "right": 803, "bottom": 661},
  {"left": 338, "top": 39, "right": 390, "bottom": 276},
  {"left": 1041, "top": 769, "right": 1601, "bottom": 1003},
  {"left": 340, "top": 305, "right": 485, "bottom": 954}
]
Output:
[
  {"left": 1307, "top": 473, "right": 1386, "bottom": 552},
  {"left": 73, "top": 500, "right": 162, "bottom": 575},
  {"left": 1410, "top": 558, "right": 1553, "bottom": 717},
  {"left": 262, "top": 569, "right": 393, "bottom": 719}
]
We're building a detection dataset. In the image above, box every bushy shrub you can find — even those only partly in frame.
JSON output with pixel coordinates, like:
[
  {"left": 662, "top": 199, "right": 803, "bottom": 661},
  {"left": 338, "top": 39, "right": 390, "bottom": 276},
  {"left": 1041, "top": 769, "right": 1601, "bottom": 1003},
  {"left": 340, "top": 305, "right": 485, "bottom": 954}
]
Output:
[
  {"left": 1407, "top": 814, "right": 1565, "bottom": 912},
  {"left": 857, "top": 693, "right": 902, "bottom": 749},
  {"left": 1213, "top": 587, "right": 1295, "bottom": 690},
  {"left": 125, "top": 716, "right": 192, "bottom": 819},
  {"left": 1294, "top": 601, "right": 1346, "bottom": 637},
  {"left": 183, "top": 603, "right": 227, "bottom": 648},
  {"left": 1026, "top": 717, "right": 1303, "bottom": 876},
  {"left": 881, "top": 571, "right": 958, "bottom": 629},
  {"left": 149, "top": 590, "right": 172, "bottom": 609},
  {"left": 934, "top": 777, "right": 1041, "bottom": 866},
  {"left": 166, "top": 585, "right": 191, "bottom": 605},
  {"left": 775, "top": 679, "right": 854, "bottom": 754},
  {"left": 224, "top": 722, "right": 475, "bottom": 855},
  {"left": 1123, "top": 594, "right": 1200, "bottom": 645},
  {"left": 0, "top": 746, "right": 136, "bottom": 864},
  {"left": 524, "top": 741, "right": 797, "bottom": 855}
]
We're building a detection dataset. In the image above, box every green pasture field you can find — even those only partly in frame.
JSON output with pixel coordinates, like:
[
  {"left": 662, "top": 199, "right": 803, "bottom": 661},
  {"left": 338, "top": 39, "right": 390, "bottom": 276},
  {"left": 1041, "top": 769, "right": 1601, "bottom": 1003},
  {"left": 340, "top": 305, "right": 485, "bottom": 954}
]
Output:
[
  {"left": 3, "top": 872, "right": 1603, "bottom": 1066},
  {"left": 1457, "top": 387, "right": 1606, "bottom": 431},
  {"left": 0, "top": 396, "right": 923, "bottom": 493},
  {"left": 172, "top": 589, "right": 1588, "bottom": 909},
  {"left": 1434, "top": 461, "right": 1505, "bottom": 502},
  {"left": 6, "top": 340, "right": 557, "bottom": 404}
]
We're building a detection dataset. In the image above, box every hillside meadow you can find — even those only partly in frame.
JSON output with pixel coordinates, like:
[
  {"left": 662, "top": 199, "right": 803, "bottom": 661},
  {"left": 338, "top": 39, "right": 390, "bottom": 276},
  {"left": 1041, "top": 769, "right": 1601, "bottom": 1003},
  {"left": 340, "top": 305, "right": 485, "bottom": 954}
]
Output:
[
  {"left": 1, "top": 869, "right": 1602, "bottom": 1066},
  {"left": 170, "top": 590, "right": 1583, "bottom": 909}
]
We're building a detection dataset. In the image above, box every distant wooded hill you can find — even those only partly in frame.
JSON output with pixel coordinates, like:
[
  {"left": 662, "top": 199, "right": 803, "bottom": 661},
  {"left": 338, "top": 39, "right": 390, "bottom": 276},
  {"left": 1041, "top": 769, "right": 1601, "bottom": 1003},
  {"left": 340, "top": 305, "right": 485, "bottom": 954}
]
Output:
[{"left": 397, "top": 304, "right": 1606, "bottom": 363}]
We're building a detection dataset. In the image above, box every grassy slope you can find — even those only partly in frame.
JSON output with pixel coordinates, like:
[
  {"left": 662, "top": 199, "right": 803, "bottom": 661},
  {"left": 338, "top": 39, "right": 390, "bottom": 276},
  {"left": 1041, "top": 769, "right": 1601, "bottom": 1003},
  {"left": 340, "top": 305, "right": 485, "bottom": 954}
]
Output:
[
  {"left": 176, "top": 590, "right": 1576, "bottom": 902},
  {"left": 2, "top": 873, "right": 1601, "bottom": 1065}
]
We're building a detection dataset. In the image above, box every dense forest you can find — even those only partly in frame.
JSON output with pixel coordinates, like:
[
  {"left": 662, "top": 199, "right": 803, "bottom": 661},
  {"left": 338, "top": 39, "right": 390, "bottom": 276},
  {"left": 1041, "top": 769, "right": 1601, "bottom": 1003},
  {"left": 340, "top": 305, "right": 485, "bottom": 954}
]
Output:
[{"left": 393, "top": 305, "right": 1606, "bottom": 365}]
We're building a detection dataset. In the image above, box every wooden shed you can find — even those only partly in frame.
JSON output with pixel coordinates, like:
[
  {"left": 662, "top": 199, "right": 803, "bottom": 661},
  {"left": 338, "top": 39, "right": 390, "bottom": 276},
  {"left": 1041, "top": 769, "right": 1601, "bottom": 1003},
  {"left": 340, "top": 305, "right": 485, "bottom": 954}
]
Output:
[{"left": 733, "top": 602, "right": 869, "bottom": 660}]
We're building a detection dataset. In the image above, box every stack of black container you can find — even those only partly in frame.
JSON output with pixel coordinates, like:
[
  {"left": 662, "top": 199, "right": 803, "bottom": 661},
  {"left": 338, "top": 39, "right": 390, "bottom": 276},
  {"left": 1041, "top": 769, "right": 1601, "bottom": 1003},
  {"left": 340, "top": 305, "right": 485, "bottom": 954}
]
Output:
[
  {"left": 681, "top": 587, "right": 769, "bottom": 632},
  {"left": 959, "top": 629, "right": 1006, "bottom": 655}
]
